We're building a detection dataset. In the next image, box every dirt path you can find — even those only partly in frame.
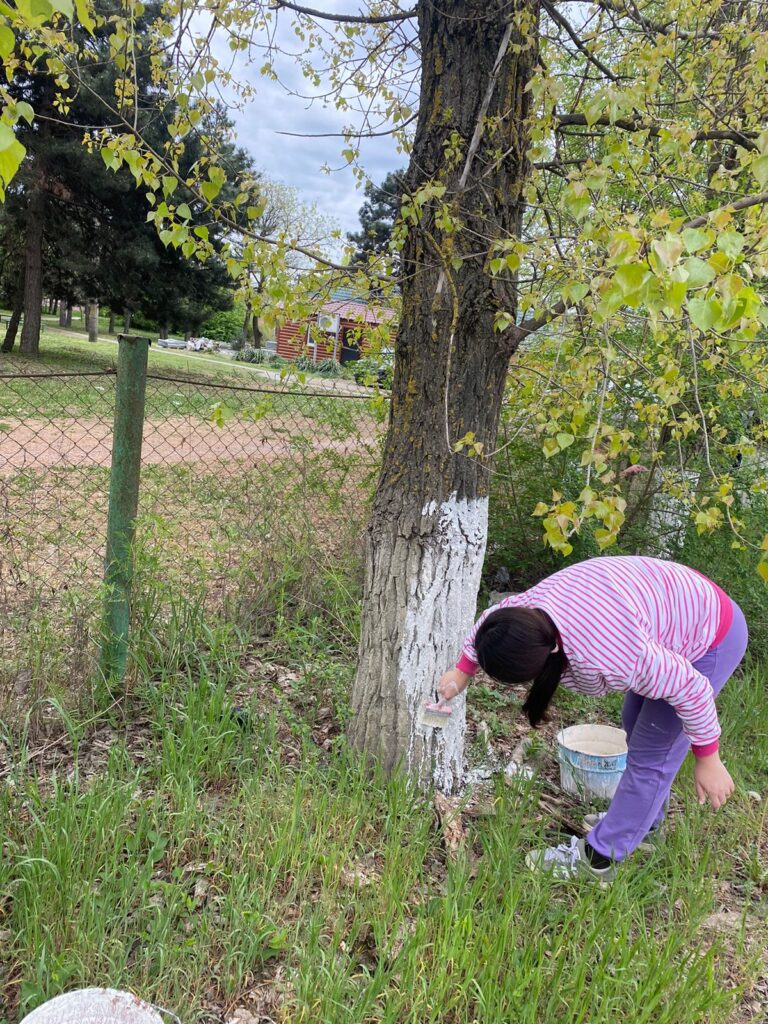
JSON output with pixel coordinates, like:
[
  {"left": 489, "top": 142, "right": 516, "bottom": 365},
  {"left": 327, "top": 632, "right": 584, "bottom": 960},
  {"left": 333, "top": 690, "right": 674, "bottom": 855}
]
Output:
[{"left": 0, "top": 415, "right": 378, "bottom": 474}]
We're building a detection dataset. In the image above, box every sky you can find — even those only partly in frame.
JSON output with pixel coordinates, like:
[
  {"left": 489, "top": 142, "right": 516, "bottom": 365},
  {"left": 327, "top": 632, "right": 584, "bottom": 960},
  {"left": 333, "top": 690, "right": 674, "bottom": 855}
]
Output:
[{"left": 215, "top": 4, "right": 410, "bottom": 238}]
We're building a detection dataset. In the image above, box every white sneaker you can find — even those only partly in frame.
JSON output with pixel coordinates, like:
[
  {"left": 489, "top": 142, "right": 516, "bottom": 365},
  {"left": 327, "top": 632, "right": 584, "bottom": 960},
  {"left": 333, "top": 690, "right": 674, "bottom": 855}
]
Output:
[
  {"left": 583, "top": 812, "right": 660, "bottom": 854},
  {"left": 525, "top": 835, "right": 616, "bottom": 883}
]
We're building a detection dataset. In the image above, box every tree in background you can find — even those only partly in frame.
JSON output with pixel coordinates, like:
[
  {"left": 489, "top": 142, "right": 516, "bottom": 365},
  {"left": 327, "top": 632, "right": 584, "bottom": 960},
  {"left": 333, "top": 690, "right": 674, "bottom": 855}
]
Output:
[
  {"left": 0, "top": 4, "right": 250, "bottom": 353},
  {"left": 348, "top": 170, "right": 406, "bottom": 268},
  {"left": 238, "top": 179, "right": 338, "bottom": 347}
]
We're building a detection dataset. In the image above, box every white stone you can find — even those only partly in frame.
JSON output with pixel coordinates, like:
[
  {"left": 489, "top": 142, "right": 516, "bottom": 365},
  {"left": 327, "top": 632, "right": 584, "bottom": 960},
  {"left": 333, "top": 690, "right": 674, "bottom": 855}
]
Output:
[{"left": 20, "top": 989, "right": 164, "bottom": 1024}]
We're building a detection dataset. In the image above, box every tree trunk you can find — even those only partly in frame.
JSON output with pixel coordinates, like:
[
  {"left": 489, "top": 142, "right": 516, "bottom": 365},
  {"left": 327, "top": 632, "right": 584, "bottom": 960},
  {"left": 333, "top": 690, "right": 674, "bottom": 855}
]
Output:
[
  {"left": 65, "top": 303, "right": 72, "bottom": 328},
  {"left": 348, "top": 0, "right": 538, "bottom": 790},
  {"left": 19, "top": 189, "right": 46, "bottom": 357},
  {"left": 86, "top": 300, "right": 99, "bottom": 343},
  {"left": 243, "top": 306, "right": 252, "bottom": 344},
  {"left": 59, "top": 301, "right": 69, "bottom": 327},
  {"left": 2, "top": 279, "right": 24, "bottom": 353},
  {"left": 123, "top": 309, "right": 132, "bottom": 334},
  {"left": 108, "top": 310, "right": 116, "bottom": 334},
  {"left": 160, "top": 323, "right": 168, "bottom": 339},
  {"left": 252, "top": 316, "right": 263, "bottom": 349}
]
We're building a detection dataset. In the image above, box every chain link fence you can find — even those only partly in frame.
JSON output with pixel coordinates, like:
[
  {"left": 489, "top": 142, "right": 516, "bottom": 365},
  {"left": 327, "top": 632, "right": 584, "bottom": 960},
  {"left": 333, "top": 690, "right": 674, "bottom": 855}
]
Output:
[{"left": 0, "top": 353, "right": 387, "bottom": 710}]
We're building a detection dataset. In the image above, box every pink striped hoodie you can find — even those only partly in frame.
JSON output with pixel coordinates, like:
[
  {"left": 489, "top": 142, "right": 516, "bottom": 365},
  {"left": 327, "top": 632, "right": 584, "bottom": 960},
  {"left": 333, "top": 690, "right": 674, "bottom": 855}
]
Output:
[{"left": 457, "top": 556, "right": 732, "bottom": 756}]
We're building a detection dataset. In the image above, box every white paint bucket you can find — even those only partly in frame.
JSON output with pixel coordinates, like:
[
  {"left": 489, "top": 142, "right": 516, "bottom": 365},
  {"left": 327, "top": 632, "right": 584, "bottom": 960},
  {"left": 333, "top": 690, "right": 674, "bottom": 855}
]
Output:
[
  {"left": 19, "top": 988, "right": 164, "bottom": 1024},
  {"left": 557, "top": 724, "right": 628, "bottom": 800}
]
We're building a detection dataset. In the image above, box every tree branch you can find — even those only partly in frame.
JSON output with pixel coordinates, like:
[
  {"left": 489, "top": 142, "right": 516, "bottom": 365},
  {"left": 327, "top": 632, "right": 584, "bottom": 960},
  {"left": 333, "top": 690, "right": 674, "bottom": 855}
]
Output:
[
  {"left": 541, "top": 0, "right": 621, "bottom": 83},
  {"left": 555, "top": 112, "right": 759, "bottom": 150},
  {"left": 568, "top": 0, "right": 720, "bottom": 39},
  {"left": 510, "top": 299, "right": 570, "bottom": 344},
  {"left": 682, "top": 189, "right": 768, "bottom": 230},
  {"left": 269, "top": 1, "right": 415, "bottom": 23}
]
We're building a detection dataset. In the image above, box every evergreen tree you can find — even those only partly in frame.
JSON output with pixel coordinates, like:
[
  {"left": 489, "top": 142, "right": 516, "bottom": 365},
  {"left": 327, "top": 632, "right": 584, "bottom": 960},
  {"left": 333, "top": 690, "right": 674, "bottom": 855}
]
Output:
[{"left": 347, "top": 170, "right": 405, "bottom": 268}]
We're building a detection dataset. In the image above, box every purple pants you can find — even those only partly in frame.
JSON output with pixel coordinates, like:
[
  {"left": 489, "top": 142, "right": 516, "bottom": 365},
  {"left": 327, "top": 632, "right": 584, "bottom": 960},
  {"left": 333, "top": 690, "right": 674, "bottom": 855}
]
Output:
[{"left": 588, "top": 602, "right": 748, "bottom": 861}]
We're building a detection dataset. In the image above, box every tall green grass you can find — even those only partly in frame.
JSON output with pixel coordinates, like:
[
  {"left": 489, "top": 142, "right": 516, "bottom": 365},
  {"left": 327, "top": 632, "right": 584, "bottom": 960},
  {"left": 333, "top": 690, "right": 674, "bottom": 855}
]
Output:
[{"left": 2, "top": 592, "right": 765, "bottom": 1023}]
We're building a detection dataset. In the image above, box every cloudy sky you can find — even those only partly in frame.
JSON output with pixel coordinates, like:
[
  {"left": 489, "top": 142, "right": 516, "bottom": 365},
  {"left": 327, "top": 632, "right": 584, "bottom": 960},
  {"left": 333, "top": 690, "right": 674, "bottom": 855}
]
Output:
[{"left": 215, "top": 4, "right": 413, "bottom": 237}]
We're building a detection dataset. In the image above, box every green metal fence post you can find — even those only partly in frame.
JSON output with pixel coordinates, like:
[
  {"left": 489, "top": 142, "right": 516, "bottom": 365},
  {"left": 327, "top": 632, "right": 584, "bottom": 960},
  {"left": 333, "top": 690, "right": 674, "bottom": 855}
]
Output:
[{"left": 101, "top": 334, "right": 150, "bottom": 682}]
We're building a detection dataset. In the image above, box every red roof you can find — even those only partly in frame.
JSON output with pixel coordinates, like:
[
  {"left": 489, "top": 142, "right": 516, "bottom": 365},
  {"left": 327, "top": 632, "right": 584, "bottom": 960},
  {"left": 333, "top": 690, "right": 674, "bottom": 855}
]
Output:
[{"left": 320, "top": 299, "right": 395, "bottom": 325}]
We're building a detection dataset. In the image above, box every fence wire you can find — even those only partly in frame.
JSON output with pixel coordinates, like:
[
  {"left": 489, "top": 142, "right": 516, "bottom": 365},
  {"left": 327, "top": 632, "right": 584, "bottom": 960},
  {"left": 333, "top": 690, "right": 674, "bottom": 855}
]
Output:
[{"left": 0, "top": 366, "right": 387, "bottom": 706}]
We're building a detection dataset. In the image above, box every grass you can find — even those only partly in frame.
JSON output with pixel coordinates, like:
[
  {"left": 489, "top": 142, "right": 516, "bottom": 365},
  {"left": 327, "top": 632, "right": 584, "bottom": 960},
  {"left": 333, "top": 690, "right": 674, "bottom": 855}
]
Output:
[
  {"left": 2, "top": 314, "right": 369, "bottom": 388},
  {"left": 1, "top": 315, "right": 766, "bottom": 1023},
  {"left": 0, "top": 325, "right": 383, "bottom": 427},
  {"left": 1, "top": 561, "right": 766, "bottom": 1024}
]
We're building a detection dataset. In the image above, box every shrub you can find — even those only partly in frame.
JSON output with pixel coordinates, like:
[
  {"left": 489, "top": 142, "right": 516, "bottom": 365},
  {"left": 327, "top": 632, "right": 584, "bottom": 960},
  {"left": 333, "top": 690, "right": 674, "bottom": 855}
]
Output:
[
  {"left": 351, "top": 358, "right": 393, "bottom": 388},
  {"left": 315, "top": 359, "right": 343, "bottom": 377},
  {"left": 236, "top": 347, "right": 270, "bottom": 364},
  {"left": 201, "top": 306, "right": 245, "bottom": 343}
]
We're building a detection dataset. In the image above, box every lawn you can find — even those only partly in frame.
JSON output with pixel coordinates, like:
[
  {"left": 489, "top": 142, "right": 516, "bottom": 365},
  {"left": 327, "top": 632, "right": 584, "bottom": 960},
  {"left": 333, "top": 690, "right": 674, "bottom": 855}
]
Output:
[{"left": 0, "top": 595, "right": 766, "bottom": 1024}]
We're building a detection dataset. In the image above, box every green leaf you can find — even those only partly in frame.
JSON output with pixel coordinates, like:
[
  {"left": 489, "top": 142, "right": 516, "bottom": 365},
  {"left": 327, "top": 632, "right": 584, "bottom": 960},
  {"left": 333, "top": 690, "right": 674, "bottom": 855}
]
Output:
[
  {"left": 201, "top": 179, "right": 221, "bottom": 202},
  {"left": 688, "top": 297, "right": 721, "bottom": 332},
  {"left": 652, "top": 236, "right": 684, "bottom": 269},
  {"left": 0, "top": 121, "right": 16, "bottom": 151},
  {"left": 717, "top": 231, "right": 745, "bottom": 259},
  {"left": 0, "top": 133, "right": 25, "bottom": 190},
  {"left": 682, "top": 257, "right": 716, "bottom": 289},
  {"left": 176, "top": 202, "right": 191, "bottom": 220},
  {"left": 681, "top": 228, "right": 712, "bottom": 254},
  {"left": 614, "top": 264, "right": 650, "bottom": 296},
  {"left": 594, "top": 529, "right": 617, "bottom": 550},
  {"left": 757, "top": 561, "right": 768, "bottom": 583},
  {"left": 101, "top": 148, "right": 116, "bottom": 169},
  {"left": 193, "top": 225, "right": 209, "bottom": 241},
  {"left": 75, "top": 0, "right": 94, "bottom": 32},
  {"left": 0, "top": 25, "right": 13, "bottom": 60},
  {"left": 162, "top": 175, "right": 178, "bottom": 197},
  {"left": 490, "top": 258, "right": 504, "bottom": 275},
  {"left": 52, "top": 0, "right": 73, "bottom": 18},
  {"left": 753, "top": 154, "right": 768, "bottom": 189},
  {"left": 556, "top": 432, "right": 575, "bottom": 449}
]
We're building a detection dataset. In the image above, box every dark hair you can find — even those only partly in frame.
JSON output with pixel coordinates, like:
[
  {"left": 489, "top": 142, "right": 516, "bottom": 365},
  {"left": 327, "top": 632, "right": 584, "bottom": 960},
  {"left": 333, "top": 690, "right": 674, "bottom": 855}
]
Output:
[{"left": 474, "top": 607, "right": 565, "bottom": 727}]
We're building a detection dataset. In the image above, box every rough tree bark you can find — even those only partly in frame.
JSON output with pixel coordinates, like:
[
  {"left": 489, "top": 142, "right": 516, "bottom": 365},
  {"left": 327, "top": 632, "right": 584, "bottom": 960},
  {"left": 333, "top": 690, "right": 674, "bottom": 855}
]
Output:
[
  {"left": 252, "top": 316, "right": 263, "bottom": 349},
  {"left": 2, "top": 274, "right": 24, "bottom": 353},
  {"left": 108, "top": 310, "right": 116, "bottom": 334},
  {"left": 19, "top": 189, "right": 46, "bottom": 356},
  {"left": 58, "top": 302, "right": 69, "bottom": 327},
  {"left": 123, "top": 309, "right": 132, "bottom": 333},
  {"left": 348, "top": 0, "right": 540, "bottom": 790}
]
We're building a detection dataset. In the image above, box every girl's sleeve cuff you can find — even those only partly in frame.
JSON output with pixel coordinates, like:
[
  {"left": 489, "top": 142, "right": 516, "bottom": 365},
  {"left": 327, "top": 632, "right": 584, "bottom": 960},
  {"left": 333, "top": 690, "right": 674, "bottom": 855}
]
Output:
[
  {"left": 691, "top": 740, "right": 720, "bottom": 758},
  {"left": 456, "top": 655, "right": 478, "bottom": 675}
]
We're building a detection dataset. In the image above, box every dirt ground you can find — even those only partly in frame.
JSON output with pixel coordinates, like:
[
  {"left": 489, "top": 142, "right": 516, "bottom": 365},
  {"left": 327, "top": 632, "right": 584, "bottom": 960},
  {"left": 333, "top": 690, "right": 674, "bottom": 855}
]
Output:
[{"left": 0, "top": 416, "right": 379, "bottom": 474}]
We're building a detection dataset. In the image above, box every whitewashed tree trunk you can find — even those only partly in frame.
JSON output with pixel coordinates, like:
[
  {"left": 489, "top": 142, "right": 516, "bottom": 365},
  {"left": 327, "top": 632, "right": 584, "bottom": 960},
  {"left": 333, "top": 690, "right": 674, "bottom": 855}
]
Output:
[
  {"left": 352, "top": 495, "right": 488, "bottom": 791},
  {"left": 347, "top": 0, "right": 538, "bottom": 790}
]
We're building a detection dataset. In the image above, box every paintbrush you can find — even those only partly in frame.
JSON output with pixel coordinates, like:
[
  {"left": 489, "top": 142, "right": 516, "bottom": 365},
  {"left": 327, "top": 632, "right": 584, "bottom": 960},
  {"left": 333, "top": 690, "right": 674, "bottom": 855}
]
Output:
[{"left": 421, "top": 698, "right": 454, "bottom": 728}]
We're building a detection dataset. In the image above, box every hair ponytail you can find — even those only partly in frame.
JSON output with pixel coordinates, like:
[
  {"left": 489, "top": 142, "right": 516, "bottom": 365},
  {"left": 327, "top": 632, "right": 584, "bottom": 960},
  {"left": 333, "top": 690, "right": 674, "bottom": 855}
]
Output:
[
  {"left": 522, "top": 646, "right": 566, "bottom": 727},
  {"left": 474, "top": 606, "right": 566, "bottom": 728}
]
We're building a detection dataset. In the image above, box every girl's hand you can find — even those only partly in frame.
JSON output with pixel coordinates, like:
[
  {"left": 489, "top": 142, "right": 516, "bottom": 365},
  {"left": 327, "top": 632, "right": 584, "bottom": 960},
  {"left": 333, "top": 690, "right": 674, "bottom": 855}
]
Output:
[
  {"left": 438, "top": 668, "right": 470, "bottom": 702},
  {"left": 694, "top": 753, "right": 734, "bottom": 810}
]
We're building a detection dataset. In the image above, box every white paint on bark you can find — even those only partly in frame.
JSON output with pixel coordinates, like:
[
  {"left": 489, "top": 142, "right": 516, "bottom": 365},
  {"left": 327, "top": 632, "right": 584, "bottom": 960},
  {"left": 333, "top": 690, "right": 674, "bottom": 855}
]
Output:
[{"left": 398, "top": 492, "right": 489, "bottom": 791}]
